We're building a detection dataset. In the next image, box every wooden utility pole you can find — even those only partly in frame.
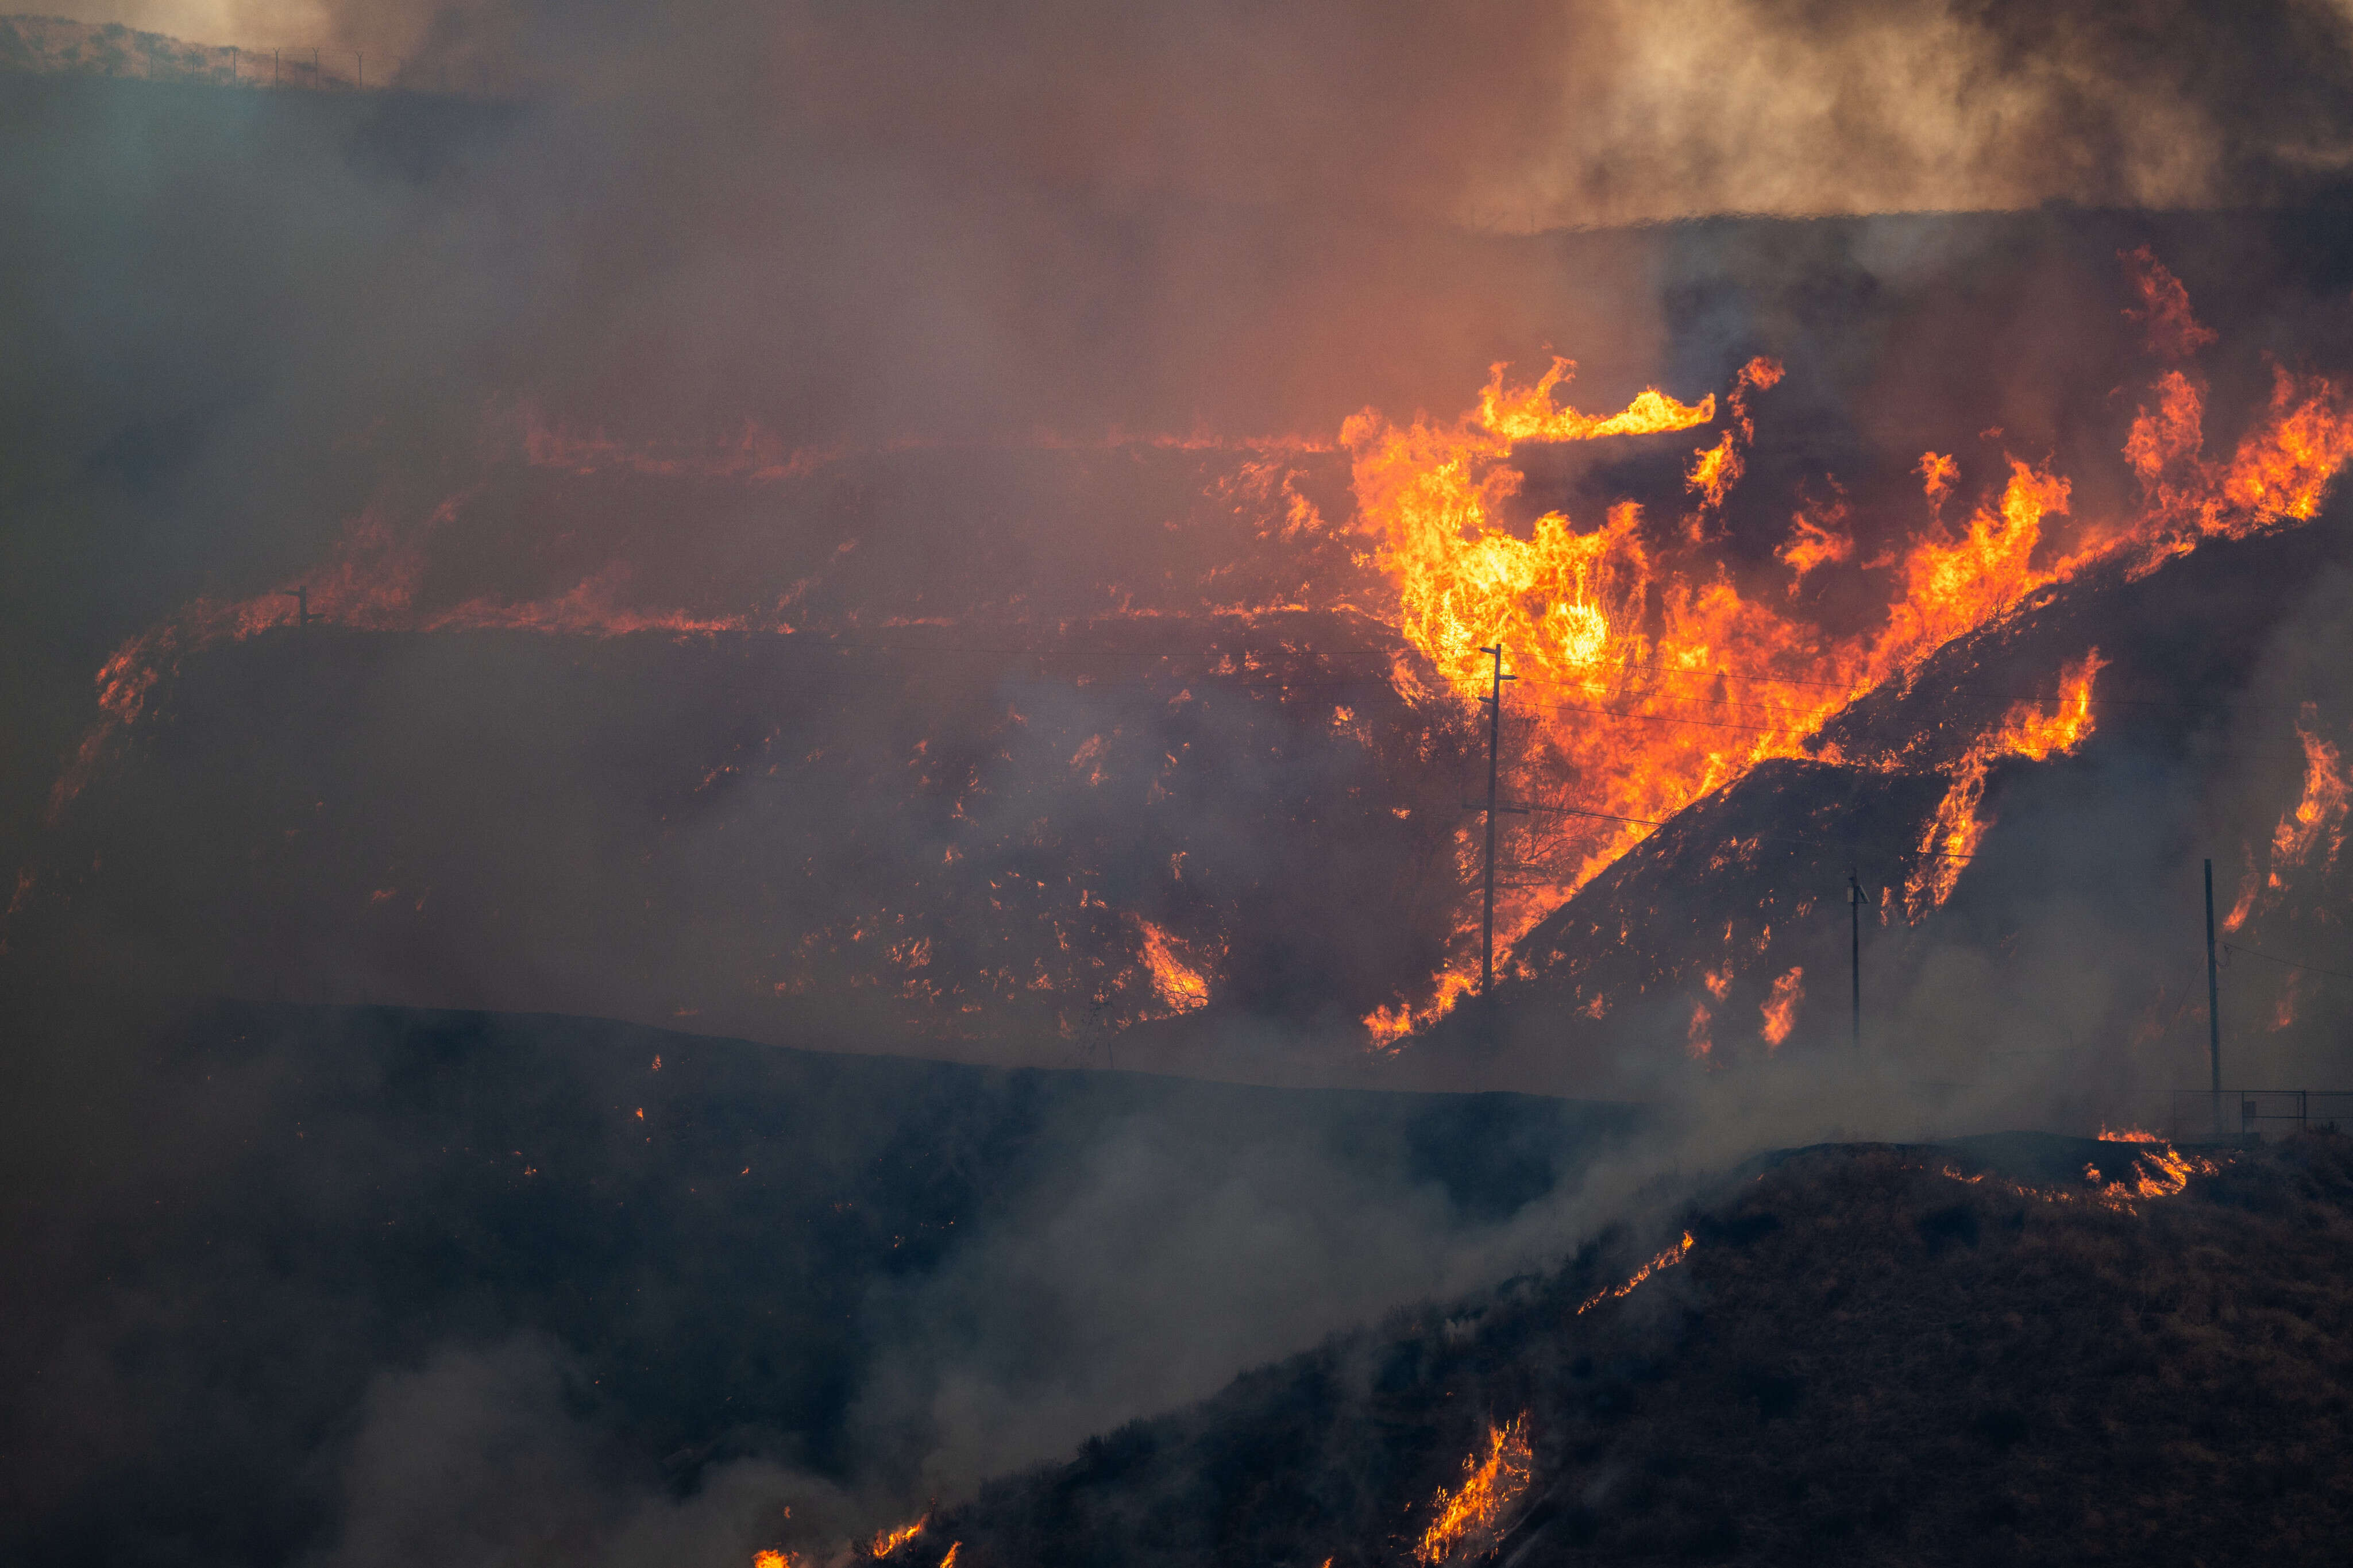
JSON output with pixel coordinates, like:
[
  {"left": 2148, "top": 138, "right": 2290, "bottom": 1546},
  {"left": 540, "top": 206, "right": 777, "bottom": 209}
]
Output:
[
  {"left": 2205, "top": 858, "right": 2223, "bottom": 1136},
  {"left": 1848, "top": 868, "right": 1872, "bottom": 1049},
  {"left": 1479, "top": 644, "right": 1517, "bottom": 998}
]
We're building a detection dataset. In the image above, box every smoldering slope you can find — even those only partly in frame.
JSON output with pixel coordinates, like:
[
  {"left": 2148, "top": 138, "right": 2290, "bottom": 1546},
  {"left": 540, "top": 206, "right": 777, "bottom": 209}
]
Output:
[{"left": 0, "top": 990, "right": 1653, "bottom": 1564}]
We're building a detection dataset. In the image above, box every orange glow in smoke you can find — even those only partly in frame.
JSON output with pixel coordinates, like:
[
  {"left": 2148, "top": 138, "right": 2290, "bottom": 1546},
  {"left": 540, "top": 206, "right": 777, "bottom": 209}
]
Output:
[{"left": 1760, "top": 967, "right": 1803, "bottom": 1048}]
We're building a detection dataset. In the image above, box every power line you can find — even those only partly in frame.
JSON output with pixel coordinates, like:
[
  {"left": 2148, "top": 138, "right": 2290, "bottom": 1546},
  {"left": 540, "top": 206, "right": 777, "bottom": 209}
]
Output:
[
  {"left": 1502, "top": 797, "right": 1976, "bottom": 859},
  {"left": 2221, "top": 941, "right": 2353, "bottom": 984}
]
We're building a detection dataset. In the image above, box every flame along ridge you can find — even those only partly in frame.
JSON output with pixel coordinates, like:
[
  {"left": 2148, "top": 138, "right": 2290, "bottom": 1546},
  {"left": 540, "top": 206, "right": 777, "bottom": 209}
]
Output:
[
  {"left": 52, "top": 256, "right": 2353, "bottom": 1051},
  {"left": 1941, "top": 1139, "right": 2223, "bottom": 1216},
  {"left": 1351, "top": 255, "right": 2353, "bottom": 1045}
]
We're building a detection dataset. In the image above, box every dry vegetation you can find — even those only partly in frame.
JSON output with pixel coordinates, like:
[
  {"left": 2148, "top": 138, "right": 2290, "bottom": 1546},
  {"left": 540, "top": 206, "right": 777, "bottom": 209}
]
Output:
[{"left": 913, "top": 1132, "right": 2353, "bottom": 1567}]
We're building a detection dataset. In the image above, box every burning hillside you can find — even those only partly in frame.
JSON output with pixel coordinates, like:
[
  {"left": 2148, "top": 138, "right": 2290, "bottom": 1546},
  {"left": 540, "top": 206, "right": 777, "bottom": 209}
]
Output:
[
  {"left": 20, "top": 241, "right": 2353, "bottom": 1076},
  {"left": 16, "top": 8, "right": 2353, "bottom": 1568}
]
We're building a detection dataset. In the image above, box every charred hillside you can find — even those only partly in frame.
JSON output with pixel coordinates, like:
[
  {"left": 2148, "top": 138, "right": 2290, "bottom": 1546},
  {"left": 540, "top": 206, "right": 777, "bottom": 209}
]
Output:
[
  {"left": 921, "top": 1133, "right": 2353, "bottom": 1568},
  {"left": 6, "top": 604, "right": 1470, "bottom": 1072},
  {"left": 0, "top": 992, "right": 1636, "bottom": 1566}
]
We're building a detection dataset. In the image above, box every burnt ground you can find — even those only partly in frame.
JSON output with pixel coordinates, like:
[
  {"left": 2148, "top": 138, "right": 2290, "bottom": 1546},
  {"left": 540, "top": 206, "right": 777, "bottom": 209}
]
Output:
[
  {"left": 0, "top": 991, "right": 1635, "bottom": 1567},
  {"left": 920, "top": 1132, "right": 2353, "bottom": 1568}
]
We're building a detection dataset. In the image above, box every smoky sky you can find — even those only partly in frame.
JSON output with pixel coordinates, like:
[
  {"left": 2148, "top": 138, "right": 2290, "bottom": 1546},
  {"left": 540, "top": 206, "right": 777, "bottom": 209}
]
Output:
[{"left": 57, "top": 0, "right": 2353, "bottom": 219}]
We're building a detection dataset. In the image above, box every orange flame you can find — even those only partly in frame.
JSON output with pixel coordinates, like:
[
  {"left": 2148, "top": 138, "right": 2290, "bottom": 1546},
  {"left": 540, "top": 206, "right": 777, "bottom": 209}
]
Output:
[
  {"left": 1575, "top": 1231, "right": 1695, "bottom": 1315},
  {"left": 2269, "top": 719, "right": 2350, "bottom": 888},
  {"left": 1776, "top": 504, "right": 1852, "bottom": 592},
  {"left": 51, "top": 256, "right": 2353, "bottom": 1052},
  {"left": 1903, "top": 651, "right": 2105, "bottom": 918},
  {"left": 1474, "top": 358, "right": 1714, "bottom": 443},
  {"left": 2224, "top": 708, "right": 2348, "bottom": 933},
  {"left": 1338, "top": 255, "right": 2353, "bottom": 1041},
  {"left": 867, "top": 1515, "right": 928, "bottom": 1558},
  {"left": 1760, "top": 967, "right": 1803, "bottom": 1048},
  {"left": 1133, "top": 916, "right": 1211, "bottom": 1015},
  {"left": 1943, "top": 1140, "right": 2216, "bottom": 1215},
  {"left": 1412, "top": 1413, "right": 1534, "bottom": 1566}
]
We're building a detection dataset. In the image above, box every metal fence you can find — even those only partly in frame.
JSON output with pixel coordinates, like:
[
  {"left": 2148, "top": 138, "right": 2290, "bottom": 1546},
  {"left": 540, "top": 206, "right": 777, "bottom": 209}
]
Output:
[{"left": 2169, "top": 1089, "right": 2353, "bottom": 1142}]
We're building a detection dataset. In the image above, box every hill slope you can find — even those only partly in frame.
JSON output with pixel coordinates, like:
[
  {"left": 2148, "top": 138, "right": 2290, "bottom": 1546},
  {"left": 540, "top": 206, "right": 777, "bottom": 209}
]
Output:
[
  {"left": 0, "top": 993, "right": 1637, "bottom": 1566},
  {"left": 917, "top": 1133, "right": 2353, "bottom": 1568}
]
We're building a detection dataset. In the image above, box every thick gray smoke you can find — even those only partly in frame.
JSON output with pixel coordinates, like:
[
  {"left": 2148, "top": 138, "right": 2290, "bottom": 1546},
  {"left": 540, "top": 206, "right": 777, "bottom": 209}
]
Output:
[{"left": 11, "top": 5, "right": 2353, "bottom": 1566}]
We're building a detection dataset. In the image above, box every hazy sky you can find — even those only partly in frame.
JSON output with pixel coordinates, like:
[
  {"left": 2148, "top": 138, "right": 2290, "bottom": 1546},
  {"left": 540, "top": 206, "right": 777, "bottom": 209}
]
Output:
[{"left": 30, "top": 0, "right": 2353, "bottom": 228}]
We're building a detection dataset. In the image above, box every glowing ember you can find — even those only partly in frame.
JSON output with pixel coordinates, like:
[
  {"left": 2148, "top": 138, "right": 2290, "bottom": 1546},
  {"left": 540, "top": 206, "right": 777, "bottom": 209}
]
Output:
[
  {"left": 1576, "top": 1231, "right": 1695, "bottom": 1315},
  {"left": 1412, "top": 1413, "right": 1534, "bottom": 1566},
  {"left": 1760, "top": 966, "right": 1804, "bottom": 1048}
]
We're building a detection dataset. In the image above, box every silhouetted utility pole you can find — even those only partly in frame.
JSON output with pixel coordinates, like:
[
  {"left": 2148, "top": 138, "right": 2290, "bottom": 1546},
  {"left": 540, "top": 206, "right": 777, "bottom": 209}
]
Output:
[
  {"left": 2206, "top": 858, "right": 2224, "bottom": 1136},
  {"left": 280, "top": 585, "right": 311, "bottom": 634},
  {"left": 1848, "top": 868, "right": 1872, "bottom": 1049},
  {"left": 1479, "top": 645, "right": 1517, "bottom": 998}
]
